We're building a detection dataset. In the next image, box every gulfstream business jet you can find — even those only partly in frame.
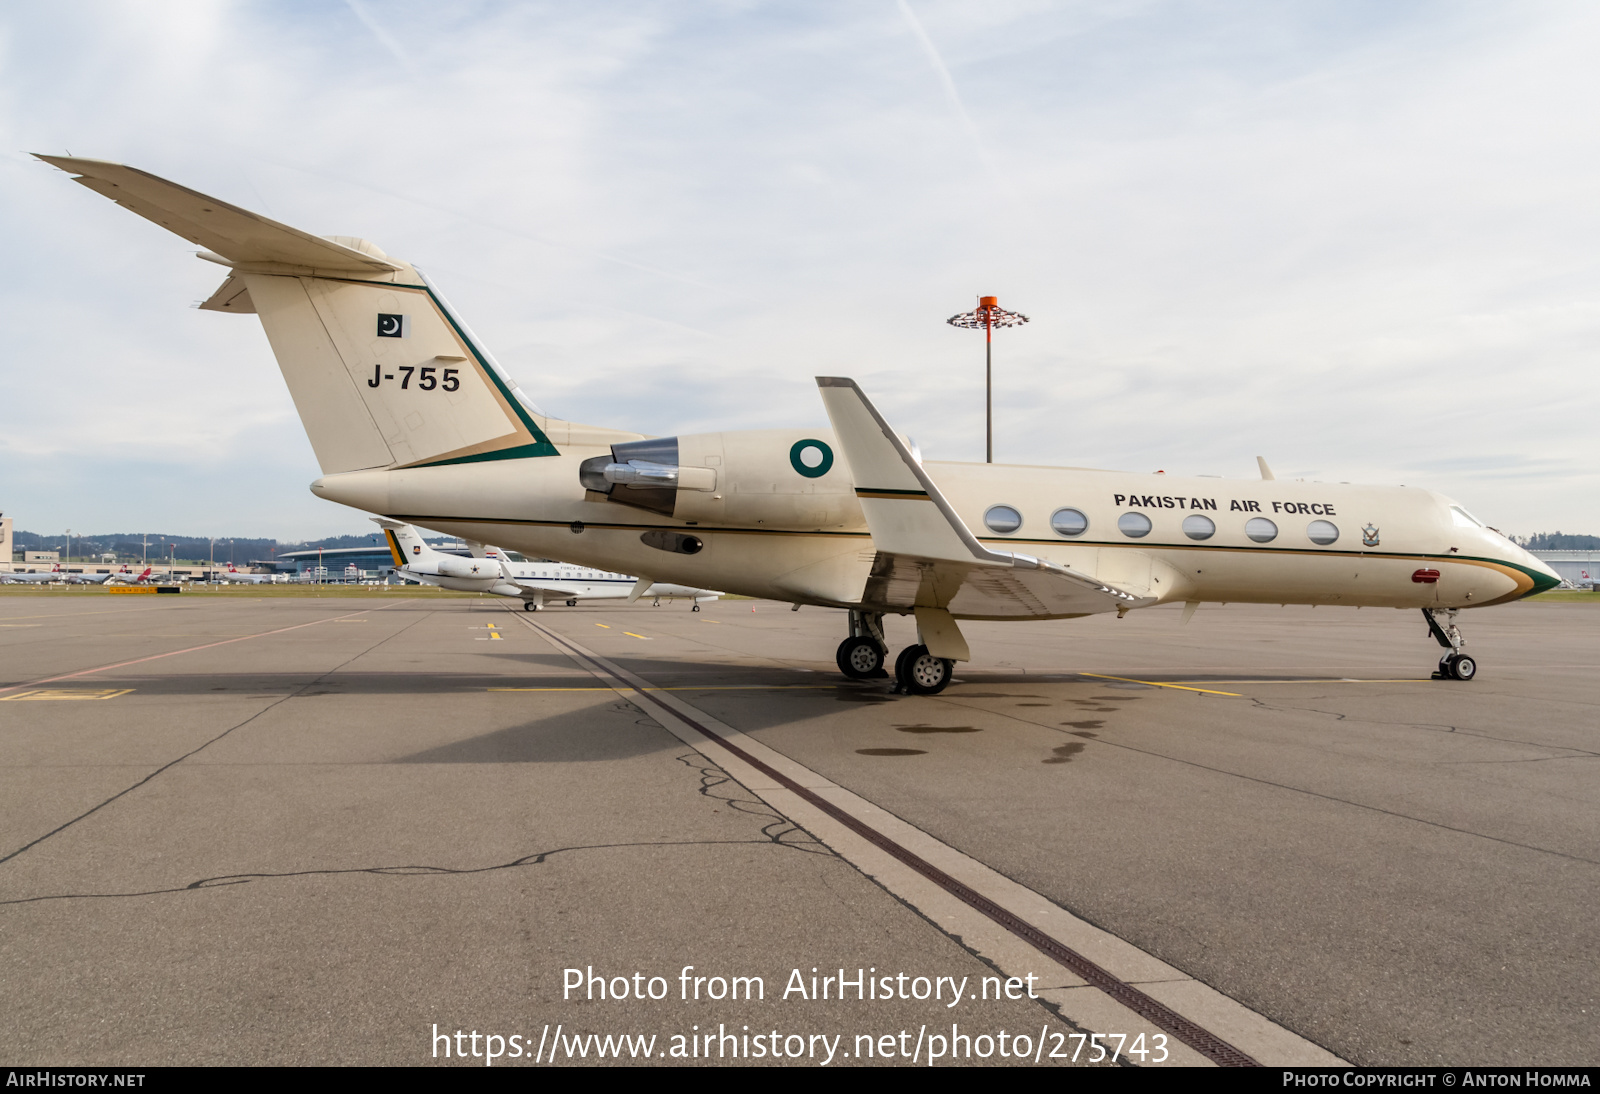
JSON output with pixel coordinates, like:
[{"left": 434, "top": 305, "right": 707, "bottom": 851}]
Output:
[
  {"left": 377, "top": 520, "right": 720, "bottom": 610},
  {"left": 40, "top": 156, "right": 1560, "bottom": 693}
]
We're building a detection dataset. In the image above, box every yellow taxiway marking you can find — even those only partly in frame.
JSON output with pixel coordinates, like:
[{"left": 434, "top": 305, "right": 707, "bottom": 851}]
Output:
[
  {"left": 1175, "top": 678, "right": 1432, "bottom": 685},
  {"left": 594, "top": 623, "right": 611, "bottom": 629},
  {"left": 623, "top": 632, "right": 652, "bottom": 640},
  {"left": 1, "top": 688, "right": 134, "bottom": 701},
  {"left": 1077, "top": 673, "right": 1242, "bottom": 697},
  {"left": 489, "top": 685, "right": 838, "bottom": 692}
]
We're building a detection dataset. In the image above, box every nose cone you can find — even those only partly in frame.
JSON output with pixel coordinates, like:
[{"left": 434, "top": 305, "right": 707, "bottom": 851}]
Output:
[{"left": 1512, "top": 546, "right": 1562, "bottom": 598}]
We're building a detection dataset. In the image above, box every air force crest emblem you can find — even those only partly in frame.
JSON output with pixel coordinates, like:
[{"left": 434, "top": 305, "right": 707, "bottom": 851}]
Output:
[
  {"left": 377, "top": 313, "right": 408, "bottom": 338},
  {"left": 1362, "top": 524, "right": 1380, "bottom": 547}
]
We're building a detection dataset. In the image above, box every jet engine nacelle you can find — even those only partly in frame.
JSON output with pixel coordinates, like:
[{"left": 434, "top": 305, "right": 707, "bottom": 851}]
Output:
[
  {"left": 579, "top": 429, "right": 863, "bottom": 530},
  {"left": 435, "top": 554, "right": 490, "bottom": 580}
]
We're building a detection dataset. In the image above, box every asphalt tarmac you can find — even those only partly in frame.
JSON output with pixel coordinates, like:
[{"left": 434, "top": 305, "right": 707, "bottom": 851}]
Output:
[{"left": 0, "top": 591, "right": 1594, "bottom": 1066}]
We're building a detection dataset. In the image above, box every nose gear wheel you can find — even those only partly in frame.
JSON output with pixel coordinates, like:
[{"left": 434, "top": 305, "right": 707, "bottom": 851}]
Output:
[{"left": 1423, "top": 608, "right": 1476, "bottom": 681}]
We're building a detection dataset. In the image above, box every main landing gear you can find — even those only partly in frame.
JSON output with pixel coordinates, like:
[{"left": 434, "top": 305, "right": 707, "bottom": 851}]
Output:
[
  {"left": 1424, "top": 608, "right": 1476, "bottom": 681},
  {"left": 892, "top": 644, "right": 954, "bottom": 696},
  {"left": 522, "top": 601, "right": 539, "bottom": 611},
  {"left": 834, "top": 610, "right": 956, "bottom": 695},
  {"left": 836, "top": 609, "right": 889, "bottom": 680}
]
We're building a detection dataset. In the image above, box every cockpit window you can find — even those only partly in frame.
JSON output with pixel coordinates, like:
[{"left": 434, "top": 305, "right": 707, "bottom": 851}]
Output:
[{"left": 1450, "top": 506, "right": 1484, "bottom": 529}]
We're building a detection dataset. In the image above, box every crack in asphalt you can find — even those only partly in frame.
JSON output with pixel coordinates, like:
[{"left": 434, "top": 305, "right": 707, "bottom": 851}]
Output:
[
  {"left": 931, "top": 694, "right": 1600, "bottom": 868},
  {"left": 673, "top": 750, "right": 831, "bottom": 855},
  {"left": 0, "top": 602, "right": 414, "bottom": 869},
  {"left": 1241, "top": 696, "right": 1600, "bottom": 760},
  {"left": 0, "top": 838, "right": 806, "bottom": 907}
]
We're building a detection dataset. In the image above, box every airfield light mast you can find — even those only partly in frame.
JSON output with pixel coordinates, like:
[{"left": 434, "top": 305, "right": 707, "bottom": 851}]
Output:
[{"left": 947, "top": 295, "right": 1028, "bottom": 463}]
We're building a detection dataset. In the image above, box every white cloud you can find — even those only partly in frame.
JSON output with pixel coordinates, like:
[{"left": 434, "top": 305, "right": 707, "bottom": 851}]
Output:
[{"left": 1, "top": 1, "right": 1596, "bottom": 539}]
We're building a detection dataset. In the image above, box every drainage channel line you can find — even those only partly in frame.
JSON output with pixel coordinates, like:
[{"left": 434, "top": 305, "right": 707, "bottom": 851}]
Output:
[{"left": 506, "top": 607, "right": 1310, "bottom": 1068}]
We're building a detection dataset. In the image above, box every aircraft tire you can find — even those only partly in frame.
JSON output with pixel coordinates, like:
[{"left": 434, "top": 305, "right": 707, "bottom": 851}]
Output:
[
  {"left": 896, "top": 644, "right": 953, "bottom": 695},
  {"left": 692, "top": 604, "right": 701, "bottom": 612},
  {"left": 523, "top": 601, "right": 536, "bottom": 612},
  {"left": 567, "top": 599, "right": 578, "bottom": 607},
  {"left": 836, "top": 636, "right": 886, "bottom": 679},
  {"left": 1447, "top": 653, "right": 1477, "bottom": 681}
]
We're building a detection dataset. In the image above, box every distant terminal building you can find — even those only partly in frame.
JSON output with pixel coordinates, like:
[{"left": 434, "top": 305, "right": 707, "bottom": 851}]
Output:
[{"left": 1530, "top": 550, "right": 1600, "bottom": 588}]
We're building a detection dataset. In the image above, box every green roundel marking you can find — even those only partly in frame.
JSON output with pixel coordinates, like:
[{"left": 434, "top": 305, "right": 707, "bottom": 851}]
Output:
[{"left": 789, "top": 439, "right": 834, "bottom": 479}]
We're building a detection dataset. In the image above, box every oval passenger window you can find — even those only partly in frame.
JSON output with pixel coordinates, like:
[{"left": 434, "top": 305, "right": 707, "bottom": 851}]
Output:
[
  {"left": 1050, "top": 508, "right": 1088, "bottom": 537},
  {"left": 1182, "top": 514, "right": 1215, "bottom": 540},
  {"left": 1245, "top": 517, "right": 1278, "bottom": 543},
  {"left": 1307, "top": 520, "right": 1339, "bottom": 545},
  {"left": 984, "top": 505, "right": 1022, "bottom": 534},
  {"left": 1117, "top": 512, "right": 1152, "bottom": 538}
]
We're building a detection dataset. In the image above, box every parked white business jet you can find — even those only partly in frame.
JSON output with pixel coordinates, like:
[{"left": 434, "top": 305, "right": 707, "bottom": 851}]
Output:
[
  {"left": 376, "top": 520, "right": 720, "bottom": 610},
  {"left": 2, "top": 566, "right": 154, "bottom": 586},
  {"left": 43, "top": 156, "right": 1561, "bottom": 691},
  {"left": 214, "top": 565, "right": 277, "bottom": 585},
  {"left": 2, "top": 565, "right": 67, "bottom": 584}
]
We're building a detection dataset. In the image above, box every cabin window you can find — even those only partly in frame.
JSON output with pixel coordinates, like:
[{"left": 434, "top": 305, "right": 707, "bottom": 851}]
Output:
[
  {"left": 1307, "top": 520, "right": 1339, "bottom": 545},
  {"left": 984, "top": 505, "right": 1023, "bottom": 534},
  {"left": 1450, "top": 506, "right": 1483, "bottom": 529},
  {"left": 1182, "top": 514, "right": 1215, "bottom": 540},
  {"left": 1245, "top": 517, "right": 1278, "bottom": 543},
  {"left": 1117, "top": 512, "right": 1152, "bottom": 538},
  {"left": 1050, "top": 508, "right": 1089, "bottom": 537}
]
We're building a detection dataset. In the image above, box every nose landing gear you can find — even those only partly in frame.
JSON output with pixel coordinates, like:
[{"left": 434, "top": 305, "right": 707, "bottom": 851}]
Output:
[{"left": 1424, "top": 608, "right": 1476, "bottom": 681}]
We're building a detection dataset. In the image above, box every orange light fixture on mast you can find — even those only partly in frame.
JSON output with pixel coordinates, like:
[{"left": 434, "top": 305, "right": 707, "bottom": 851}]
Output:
[{"left": 947, "top": 295, "right": 1028, "bottom": 463}]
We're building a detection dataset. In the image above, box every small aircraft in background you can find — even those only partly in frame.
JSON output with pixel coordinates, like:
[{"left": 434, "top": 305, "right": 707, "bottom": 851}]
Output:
[
  {"left": 2, "top": 564, "right": 69, "bottom": 584},
  {"left": 214, "top": 564, "right": 278, "bottom": 585},
  {"left": 3, "top": 565, "right": 153, "bottom": 585},
  {"left": 376, "top": 520, "right": 720, "bottom": 610}
]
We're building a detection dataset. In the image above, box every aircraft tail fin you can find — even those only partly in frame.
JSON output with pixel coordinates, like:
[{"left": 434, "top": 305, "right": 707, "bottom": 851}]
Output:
[
  {"left": 371, "top": 518, "right": 436, "bottom": 566},
  {"left": 39, "top": 155, "right": 569, "bottom": 475}
]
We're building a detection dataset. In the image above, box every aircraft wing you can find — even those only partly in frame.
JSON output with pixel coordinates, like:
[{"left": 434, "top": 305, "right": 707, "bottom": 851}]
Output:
[
  {"left": 33, "top": 156, "right": 400, "bottom": 273},
  {"left": 816, "top": 377, "right": 1149, "bottom": 620}
]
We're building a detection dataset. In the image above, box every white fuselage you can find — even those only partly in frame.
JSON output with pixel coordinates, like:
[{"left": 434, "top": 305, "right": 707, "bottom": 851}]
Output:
[{"left": 316, "top": 439, "right": 1558, "bottom": 617}]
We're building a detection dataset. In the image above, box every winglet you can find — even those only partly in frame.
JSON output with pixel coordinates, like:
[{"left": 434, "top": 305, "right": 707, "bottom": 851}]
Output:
[
  {"left": 817, "top": 377, "right": 988, "bottom": 563},
  {"left": 816, "top": 377, "right": 1064, "bottom": 573},
  {"left": 626, "top": 577, "right": 652, "bottom": 604}
]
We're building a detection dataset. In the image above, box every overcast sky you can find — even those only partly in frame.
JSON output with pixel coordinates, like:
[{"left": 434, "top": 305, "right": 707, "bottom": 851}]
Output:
[{"left": 2, "top": 1, "right": 1597, "bottom": 540}]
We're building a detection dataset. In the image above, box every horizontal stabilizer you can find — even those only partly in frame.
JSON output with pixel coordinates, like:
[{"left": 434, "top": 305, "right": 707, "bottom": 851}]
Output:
[
  {"left": 198, "top": 273, "right": 255, "bottom": 313},
  {"left": 34, "top": 155, "right": 400, "bottom": 273}
]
